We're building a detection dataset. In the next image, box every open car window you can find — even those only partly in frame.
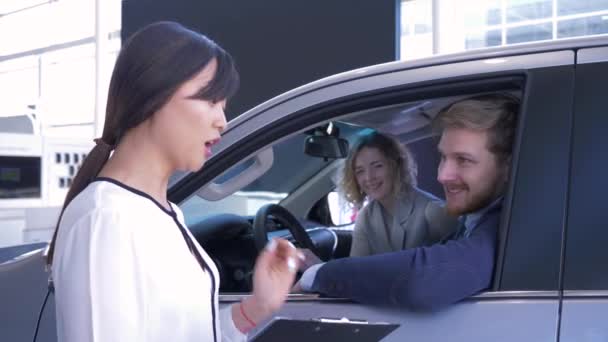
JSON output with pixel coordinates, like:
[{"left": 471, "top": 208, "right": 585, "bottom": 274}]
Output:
[{"left": 175, "top": 76, "right": 530, "bottom": 295}]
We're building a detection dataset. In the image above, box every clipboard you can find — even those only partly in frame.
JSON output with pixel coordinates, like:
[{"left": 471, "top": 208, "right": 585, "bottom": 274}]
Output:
[{"left": 249, "top": 316, "right": 399, "bottom": 342}]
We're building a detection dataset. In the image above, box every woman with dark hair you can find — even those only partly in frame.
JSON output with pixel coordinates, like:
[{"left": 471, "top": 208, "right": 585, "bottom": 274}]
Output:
[
  {"left": 47, "top": 21, "right": 299, "bottom": 342},
  {"left": 338, "top": 131, "right": 457, "bottom": 256}
]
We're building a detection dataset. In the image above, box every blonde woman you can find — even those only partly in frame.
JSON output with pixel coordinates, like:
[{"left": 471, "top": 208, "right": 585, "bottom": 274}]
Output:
[{"left": 339, "top": 131, "right": 456, "bottom": 256}]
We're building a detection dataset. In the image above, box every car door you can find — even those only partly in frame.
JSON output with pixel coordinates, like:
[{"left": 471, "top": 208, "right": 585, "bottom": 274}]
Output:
[
  {"left": 175, "top": 48, "right": 575, "bottom": 341},
  {"left": 559, "top": 46, "right": 608, "bottom": 342}
]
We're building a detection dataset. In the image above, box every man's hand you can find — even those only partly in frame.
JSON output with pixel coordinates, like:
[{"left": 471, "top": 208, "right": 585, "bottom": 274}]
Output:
[
  {"left": 298, "top": 248, "right": 323, "bottom": 272},
  {"left": 292, "top": 260, "right": 325, "bottom": 293},
  {"left": 291, "top": 248, "right": 323, "bottom": 293}
]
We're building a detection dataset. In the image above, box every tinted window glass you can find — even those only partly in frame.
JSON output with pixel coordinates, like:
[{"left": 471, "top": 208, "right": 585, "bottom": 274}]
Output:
[
  {"left": 499, "top": 65, "right": 573, "bottom": 291},
  {"left": 563, "top": 58, "right": 608, "bottom": 290}
]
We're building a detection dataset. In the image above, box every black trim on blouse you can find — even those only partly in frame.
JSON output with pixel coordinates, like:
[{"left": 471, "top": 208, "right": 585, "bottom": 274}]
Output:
[{"left": 93, "top": 177, "right": 173, "bottom": 215}]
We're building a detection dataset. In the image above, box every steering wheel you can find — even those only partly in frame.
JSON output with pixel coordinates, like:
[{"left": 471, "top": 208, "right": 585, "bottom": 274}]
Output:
[{"left": 253, "top": 204, "right": 327, "bottom": 261}]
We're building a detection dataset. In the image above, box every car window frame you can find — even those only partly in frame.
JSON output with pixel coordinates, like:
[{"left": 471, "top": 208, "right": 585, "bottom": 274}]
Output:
[{"left": 171, "top": 50, "right": 575, "bottom": 295}]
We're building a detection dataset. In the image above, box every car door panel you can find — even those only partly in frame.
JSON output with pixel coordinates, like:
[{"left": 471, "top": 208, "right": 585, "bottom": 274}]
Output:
[
  {"left": 560, "top": 296, "right": 608, "bottom": 342},
  {"left": 221, "top": 294, "right": 559, "bottom": 341}
]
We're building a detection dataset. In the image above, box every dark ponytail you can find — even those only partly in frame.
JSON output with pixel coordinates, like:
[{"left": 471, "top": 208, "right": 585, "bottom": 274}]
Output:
[
  {"left": 46, "top": 139, "right": 114, "bottom": 265},
  {"left": 46, "top": 21, "right": 239, "bottom": 265}
]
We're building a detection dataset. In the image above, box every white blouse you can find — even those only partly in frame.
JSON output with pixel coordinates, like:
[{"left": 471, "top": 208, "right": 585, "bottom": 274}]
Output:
[{"left": 52, "top": 178, "right": 245, "bottom": 342}]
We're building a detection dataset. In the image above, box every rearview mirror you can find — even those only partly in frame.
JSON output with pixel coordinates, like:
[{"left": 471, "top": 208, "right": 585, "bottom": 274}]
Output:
[{"left": 304, "top": 134, "right": 349, "bottom": 159}]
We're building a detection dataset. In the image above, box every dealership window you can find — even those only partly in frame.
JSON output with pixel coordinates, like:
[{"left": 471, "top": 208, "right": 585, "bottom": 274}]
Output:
[
  {"left": 400, "top": 0, "right": 608, "bottom": 60},
  {"left": 0, "top": 0, "right": 121, "bottom": 136},
  {"left": 506, "top": 0, "right": 553, "bottom": 23},
  {"left": 401, "top": 0, "right": 434, "bottom": 60},
  {"left": 0, "top": 0, "right": 121, "bottom": 252},
  {"left": 558, "top": 0, "right": 608, "bottom": 16},
  {"left": 558, "top": 14, "right": 608, "bottom": 38},
  {"left": 506, "top": 23, "right": 553, "bottom": 44}
]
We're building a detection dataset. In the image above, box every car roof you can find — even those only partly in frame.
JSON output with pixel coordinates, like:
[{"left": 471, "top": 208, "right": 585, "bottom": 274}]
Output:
[{"left": 228, "top": 35, "right": 608, "bottom": 130}]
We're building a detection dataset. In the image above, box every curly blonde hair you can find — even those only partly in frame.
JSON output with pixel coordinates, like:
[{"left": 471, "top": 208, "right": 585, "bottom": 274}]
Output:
[{"left": 337, "top": 131, "right": 417, "bottom": 209}]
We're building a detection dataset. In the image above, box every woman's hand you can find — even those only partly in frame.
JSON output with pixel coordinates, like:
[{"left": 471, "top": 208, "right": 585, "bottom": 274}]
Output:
[{"left": 234, "top": 238, "right": 303, "bottom": 331}]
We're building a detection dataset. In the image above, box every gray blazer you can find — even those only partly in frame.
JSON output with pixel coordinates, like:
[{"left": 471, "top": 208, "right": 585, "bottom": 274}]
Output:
[{"left": 349, "top": 188, "right": 458, "bottom": 257}]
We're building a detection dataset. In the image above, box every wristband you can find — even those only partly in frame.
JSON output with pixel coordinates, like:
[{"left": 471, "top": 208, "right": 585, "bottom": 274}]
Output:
[{"left": 239, "top": 301, "right": 257, "bottom": 330}]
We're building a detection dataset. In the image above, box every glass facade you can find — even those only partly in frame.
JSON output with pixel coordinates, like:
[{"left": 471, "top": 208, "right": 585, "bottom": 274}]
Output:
[
  {"left": 506, "top": 0, "right": 553, "bottom": 23},
  {"left": 0, "top": 0, "right": 121, "bottom": 137},
  {"left": 558, "top": 0, "right": 608, "bottom": 16},
  {"left": 558, "top": 14, "right": 608, "bottom": 38},
  {"left": 401, "top": 0, "right": 434, "bottom": 60},
  {"left": 506, "top": 22, "right": 553, "bottom": 44},
  {"left": 465, "top": 29, "right": 502, "bottom": 49},
  {"left": 401, "top": 0, "right": 608, "bottom": 60}
]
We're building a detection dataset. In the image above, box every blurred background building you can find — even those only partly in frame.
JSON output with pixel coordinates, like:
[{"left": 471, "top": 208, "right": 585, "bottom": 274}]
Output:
[{"left": 2, "top": 0, "right": 607, "bottom": 139}]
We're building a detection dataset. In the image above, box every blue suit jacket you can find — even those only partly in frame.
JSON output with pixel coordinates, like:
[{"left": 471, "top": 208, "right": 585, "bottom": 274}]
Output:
[{"left": 310, "top": 204, "right": 501, "bottom": 311}]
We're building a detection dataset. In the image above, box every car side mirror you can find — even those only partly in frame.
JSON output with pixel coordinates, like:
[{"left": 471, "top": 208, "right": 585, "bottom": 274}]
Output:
[{"left": 304, "top": 134, "right": 349, "bottom": 159}]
